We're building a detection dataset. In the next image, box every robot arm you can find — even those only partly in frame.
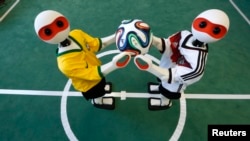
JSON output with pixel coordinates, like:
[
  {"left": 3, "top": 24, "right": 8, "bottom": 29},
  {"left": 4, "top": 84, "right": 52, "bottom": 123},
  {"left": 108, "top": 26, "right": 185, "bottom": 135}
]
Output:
[
  {"left": 100, "top": 33, "right": 116, "bottom": 50},
  {"left": 152, "top": 35, "right": 164, "bottom": 52},
  {"left": 134, "top": 55, "right": 170, "bottom": 82},
  {"left": 101, "top": 52, "right": 133, "bottom": 76}
]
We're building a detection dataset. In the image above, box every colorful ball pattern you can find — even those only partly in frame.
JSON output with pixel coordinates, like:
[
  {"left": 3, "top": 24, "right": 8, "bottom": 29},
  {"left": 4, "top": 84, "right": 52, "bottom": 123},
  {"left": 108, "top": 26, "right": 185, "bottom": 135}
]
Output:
[{"left": 115, "top": 19, "right": 153, "bottom": 55}]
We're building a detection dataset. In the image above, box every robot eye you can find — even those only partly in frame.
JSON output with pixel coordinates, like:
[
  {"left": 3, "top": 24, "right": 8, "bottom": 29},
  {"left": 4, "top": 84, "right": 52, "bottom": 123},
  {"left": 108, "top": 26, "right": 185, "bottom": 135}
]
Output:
[
  {"left": 44, "top": 28, "right": 52, "bottom": 36},
  {"left": 199, "top": 21, "right": 207, "bottom": 28},
  {"left": 56, "top": 20, "right": 64, "bottom": 27},
  {"left": 213, "top": 27, "right": 221, "bottom": 34}
]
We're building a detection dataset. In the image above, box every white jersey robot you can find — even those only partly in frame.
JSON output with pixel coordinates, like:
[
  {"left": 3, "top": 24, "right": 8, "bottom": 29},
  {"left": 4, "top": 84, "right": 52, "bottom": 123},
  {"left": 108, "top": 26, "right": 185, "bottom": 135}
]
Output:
[{"left": 134, "top": 9, "right": 230, "bottom": 110}]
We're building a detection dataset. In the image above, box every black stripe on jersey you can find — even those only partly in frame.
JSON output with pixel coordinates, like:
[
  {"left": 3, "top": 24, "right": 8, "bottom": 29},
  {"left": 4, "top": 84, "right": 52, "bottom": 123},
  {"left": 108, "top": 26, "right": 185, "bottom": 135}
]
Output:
[
  {"left": 160, "top": 38, "right": 166, "bottom": 54},
  {"left": 168, "top": 68, "right": 172, "bottom": 83},
  {"left": 181, "top": 34, "right": 208, "bottom": 53},
  {"left": 179, "top": 34, "right": 208, "bottom": 81},
  {"left": 181, "top": 51, "right": 207, "bottom": 81}
]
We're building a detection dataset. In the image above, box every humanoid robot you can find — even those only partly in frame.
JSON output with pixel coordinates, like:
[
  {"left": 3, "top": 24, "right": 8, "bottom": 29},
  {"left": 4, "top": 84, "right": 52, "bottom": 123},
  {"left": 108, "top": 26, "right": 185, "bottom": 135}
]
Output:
[
  {"left": 134, "top": 9, "right": 230, "bottom": 110},
  {"left": 34, "top": 10, "right": 132, "bottom": 110}
]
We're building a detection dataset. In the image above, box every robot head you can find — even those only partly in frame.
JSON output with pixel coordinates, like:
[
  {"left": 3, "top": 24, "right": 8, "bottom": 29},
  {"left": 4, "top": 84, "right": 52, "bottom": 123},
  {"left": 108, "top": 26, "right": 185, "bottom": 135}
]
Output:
[
  {"left": 191, "top": 9, "right": 230, "bottom": 43},
  {"left": 34, "top": 10, "right": 70, "bottom": 44}
]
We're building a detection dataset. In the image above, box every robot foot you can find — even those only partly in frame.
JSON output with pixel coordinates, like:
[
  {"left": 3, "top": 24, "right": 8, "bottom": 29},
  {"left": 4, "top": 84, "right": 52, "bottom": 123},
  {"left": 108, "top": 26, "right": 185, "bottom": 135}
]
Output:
[
  {"left": 105, "top": 82, "right": 112, "bottom": 93},
  {"left": 148, "top": 82, "right": 160, "bottom": 94},
  {"left": 92, "top": 97, "right": 115, "bottom": 110},
  {"left": 148, "top": 98, "right": 172, "bottom": 111}
]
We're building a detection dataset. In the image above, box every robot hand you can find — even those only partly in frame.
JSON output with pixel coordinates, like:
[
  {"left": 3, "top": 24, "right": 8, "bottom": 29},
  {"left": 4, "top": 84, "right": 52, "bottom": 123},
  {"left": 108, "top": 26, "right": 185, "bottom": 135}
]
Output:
[
  {"left": 134, "top": 54, "right": 152, "bottom": 71},
  {"left": 112, "top": 51, "right": 132, "bottom": 68},
  {"left": 101, "top": 52, "right": 133, "bottom": 76},
  {"left": 134, "top": 55, "right": 170, "bottom": 81}
]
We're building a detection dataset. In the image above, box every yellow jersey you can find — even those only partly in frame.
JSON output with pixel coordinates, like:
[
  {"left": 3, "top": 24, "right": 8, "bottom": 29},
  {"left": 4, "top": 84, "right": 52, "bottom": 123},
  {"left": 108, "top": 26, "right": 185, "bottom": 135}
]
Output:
[{"left": 57, "top": 29, "right": 104, "bottom": 92}]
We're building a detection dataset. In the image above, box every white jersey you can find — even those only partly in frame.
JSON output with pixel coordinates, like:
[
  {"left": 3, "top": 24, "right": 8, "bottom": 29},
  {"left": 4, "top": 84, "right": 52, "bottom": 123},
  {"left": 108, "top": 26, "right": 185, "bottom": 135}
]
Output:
[{"left": 160, "top": 30, "right": 208, "bottom": 93}]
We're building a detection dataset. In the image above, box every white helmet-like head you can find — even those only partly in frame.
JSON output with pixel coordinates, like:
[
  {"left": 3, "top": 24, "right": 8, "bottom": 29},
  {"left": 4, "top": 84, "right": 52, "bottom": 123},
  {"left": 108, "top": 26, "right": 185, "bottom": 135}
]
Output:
[
  {"left": 191, "top": 9, "right": 230, "bottom": 43},
  {"left": 34, "top": 10, "right": 70, "bottom": 44}
]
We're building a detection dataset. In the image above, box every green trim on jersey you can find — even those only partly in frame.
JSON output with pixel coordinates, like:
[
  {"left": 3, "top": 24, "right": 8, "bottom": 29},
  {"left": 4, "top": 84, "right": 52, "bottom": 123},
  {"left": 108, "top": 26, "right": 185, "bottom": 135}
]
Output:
[
  {"left": 98, "top": 66, "right": 104, "bottom": 78},
  {"left": 56, "top": 36, "right": 83, "bottom": 57},
  {"left": 98, "top": 38, "right": 102, "bottom": 52}
]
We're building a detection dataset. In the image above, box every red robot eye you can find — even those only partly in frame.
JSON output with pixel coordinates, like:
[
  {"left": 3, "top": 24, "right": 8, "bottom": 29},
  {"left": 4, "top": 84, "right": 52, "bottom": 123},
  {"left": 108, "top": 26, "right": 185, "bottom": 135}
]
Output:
[
  {"left": 199, "top": 21, "right": 207, "bottom": 28},
  {"left": 193, "top": 18, "right": 227, "bottom": 39},
  {"left": 56, "top": 20, "right": 64, "bottom": 28},
  {"left": 44, "top": 28, "right": 52, "bottom": 36},
  {"left": 38, "top": 16, "right": 69, "bottom": 41},
  {"left": 213, "top": 27, "right": 221, "bottom": 34}
]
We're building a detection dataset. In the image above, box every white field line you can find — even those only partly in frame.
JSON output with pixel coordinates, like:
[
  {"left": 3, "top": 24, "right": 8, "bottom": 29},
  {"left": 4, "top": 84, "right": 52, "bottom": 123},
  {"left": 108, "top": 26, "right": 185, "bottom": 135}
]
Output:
[
  {"left": 60, "top": 80, "right": 78, "bottom": 141},
  {"left": 229, "top": 0, "right": 250, "bottom": 26},
  {"left": 0, "top": 89, "right": 250, "bottom": 99},
  {"left": 0, "top": 0, "right": 20, "bottom": 22}
]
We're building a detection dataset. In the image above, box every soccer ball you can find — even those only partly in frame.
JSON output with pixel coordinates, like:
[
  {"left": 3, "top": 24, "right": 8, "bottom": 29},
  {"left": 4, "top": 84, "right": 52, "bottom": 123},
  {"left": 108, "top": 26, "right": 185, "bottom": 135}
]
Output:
[{"left": 115, "top": 19, "right": 153, "bottom": 55}]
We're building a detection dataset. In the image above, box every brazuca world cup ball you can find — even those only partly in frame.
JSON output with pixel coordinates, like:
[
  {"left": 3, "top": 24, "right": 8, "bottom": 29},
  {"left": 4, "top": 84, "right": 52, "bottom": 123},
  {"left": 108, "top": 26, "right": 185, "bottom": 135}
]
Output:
[{"left": 115, "top": 19, "right": 153, "bottom": 55}]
